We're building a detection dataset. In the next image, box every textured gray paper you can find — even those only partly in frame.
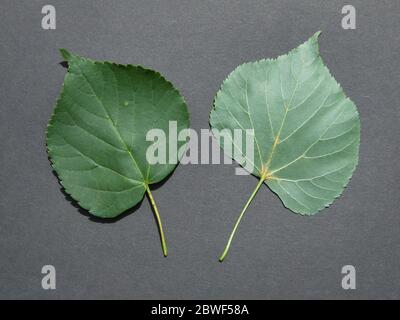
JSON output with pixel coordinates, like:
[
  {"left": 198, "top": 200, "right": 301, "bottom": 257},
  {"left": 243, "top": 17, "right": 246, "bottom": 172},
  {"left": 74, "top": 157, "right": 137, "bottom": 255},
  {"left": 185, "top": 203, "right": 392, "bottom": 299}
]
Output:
[{"left": 0, "top": 0, "right": 399, "bottom": 299}]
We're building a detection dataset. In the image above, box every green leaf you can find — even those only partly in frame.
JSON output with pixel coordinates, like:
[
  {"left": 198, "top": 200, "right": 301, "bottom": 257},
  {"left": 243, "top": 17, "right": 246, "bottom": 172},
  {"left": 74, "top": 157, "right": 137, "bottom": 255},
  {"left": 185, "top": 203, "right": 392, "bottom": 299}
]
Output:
[
  {"left": 46, "top": 50, "right": 189, "bottom": 256},
  {"left": 210, "top": 32, "right": 360, "bottom": 261}
]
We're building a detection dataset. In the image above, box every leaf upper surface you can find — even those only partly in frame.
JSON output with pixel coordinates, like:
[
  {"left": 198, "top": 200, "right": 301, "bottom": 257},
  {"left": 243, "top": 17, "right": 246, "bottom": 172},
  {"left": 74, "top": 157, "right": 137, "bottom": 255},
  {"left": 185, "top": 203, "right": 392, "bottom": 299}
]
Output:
[
  {"left": 210, "top": 32, "right": 360, "bottom": 215},
  {"left": 47, "top": 51, "right": 189, "bottom": 217}
]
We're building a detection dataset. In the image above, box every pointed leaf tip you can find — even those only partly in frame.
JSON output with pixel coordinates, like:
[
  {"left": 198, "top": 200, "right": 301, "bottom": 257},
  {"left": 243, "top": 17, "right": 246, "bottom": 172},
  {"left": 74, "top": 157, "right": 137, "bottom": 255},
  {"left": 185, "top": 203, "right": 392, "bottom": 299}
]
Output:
[
  {"left": 304, "top": 31, "right": 322, "bottom": 54},
  {"left": 308, "top": 31, "right": 322, "bottom": 45},
  {"left": 59, "top": 48, "right": 72, "bottom": 61},
  {"left": 313, "top": 30, "right": 322, "bottom": 39}
]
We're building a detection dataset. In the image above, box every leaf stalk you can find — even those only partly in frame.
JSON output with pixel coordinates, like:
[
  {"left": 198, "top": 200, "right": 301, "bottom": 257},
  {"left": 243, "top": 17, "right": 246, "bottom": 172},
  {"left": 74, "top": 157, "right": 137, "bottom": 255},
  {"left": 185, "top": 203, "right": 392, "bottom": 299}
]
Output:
[
  {"left": 219, "top": 175, "right": 266, "bottom": 262},
  {"left": 145, "top": 185, "right": 168, "bottom": 257}
]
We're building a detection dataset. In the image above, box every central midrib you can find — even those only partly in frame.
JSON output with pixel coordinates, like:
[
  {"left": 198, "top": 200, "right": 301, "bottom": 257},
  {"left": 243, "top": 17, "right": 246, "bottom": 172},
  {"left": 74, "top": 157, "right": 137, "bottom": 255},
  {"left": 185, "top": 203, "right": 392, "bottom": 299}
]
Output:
[{"left": 75, "top": 61, "right": 146, "bottom": 184}]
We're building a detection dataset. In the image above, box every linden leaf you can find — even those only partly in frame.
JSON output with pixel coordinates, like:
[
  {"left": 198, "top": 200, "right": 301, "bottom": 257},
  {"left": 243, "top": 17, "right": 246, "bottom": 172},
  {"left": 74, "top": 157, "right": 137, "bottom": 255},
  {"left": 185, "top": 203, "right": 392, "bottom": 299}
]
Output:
[
  {"left": 46, "top": 49, "right": 189, "bottom": 256},
  {"left": 210, "top": 32, "right": 360, "bottom": 261}
]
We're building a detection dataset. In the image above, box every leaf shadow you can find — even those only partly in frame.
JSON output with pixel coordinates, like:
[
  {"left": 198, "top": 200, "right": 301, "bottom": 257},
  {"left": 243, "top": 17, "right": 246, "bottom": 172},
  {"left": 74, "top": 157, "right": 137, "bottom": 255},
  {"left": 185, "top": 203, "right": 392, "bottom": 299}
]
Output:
[
  {"left": 51, "top": 169, "right": 143, "bottom": 223},
  {"left": 50, "top": 162, "right": 177, "bottom": 224},
  {"left": 59, "top": 61, "right": 68, "bottom": 68},
  {"left": 148, "top": 165, "right": 177, "bottom": 191}
]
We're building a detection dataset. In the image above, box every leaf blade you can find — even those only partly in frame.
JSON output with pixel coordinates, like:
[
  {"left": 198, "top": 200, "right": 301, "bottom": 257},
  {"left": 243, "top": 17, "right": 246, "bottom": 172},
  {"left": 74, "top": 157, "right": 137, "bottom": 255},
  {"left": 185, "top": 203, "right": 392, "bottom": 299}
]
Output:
[
  {"left": 47, "top": 51, "right": 189, "bottom": 218},
  {"left": 211, "top": 32, "right": 360, "bottom": 215}
]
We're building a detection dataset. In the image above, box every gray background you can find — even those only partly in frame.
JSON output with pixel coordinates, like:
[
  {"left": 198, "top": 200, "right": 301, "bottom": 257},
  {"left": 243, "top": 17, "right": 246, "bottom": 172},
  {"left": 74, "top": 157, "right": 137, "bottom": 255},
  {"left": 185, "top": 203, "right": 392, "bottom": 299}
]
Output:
[{"left": 0, "top": 0, "right": 399, "bottom": 299}]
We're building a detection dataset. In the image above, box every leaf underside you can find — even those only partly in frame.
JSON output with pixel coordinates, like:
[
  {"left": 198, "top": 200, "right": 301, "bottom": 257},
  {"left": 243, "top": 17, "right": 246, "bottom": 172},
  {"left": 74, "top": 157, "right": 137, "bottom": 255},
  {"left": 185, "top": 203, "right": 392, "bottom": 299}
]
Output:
[
  {"left": 47, "top": 51, "right": 189, "bottom": 218},
  {"left": 210, "top": 32, "right": 360, "bottom": 215}
]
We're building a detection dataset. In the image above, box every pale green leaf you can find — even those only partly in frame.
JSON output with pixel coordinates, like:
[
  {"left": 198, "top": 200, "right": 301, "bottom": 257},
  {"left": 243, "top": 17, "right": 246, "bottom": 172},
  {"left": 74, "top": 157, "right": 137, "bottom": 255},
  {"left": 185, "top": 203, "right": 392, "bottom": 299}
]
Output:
[{"left": 210, "top": 32, "right": 360, "bottom": 260}]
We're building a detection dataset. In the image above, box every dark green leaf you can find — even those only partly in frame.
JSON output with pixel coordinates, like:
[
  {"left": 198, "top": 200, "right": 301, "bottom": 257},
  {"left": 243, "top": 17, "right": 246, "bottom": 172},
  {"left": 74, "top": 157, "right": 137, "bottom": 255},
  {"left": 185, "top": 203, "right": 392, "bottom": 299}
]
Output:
[{"left": 47, "top": 50, "right": 189, "bottom": 256}]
